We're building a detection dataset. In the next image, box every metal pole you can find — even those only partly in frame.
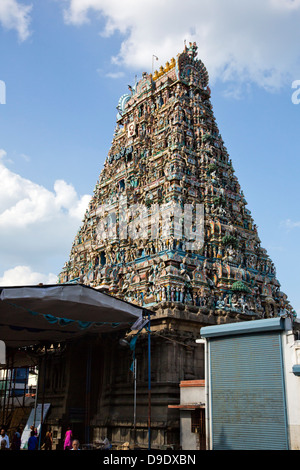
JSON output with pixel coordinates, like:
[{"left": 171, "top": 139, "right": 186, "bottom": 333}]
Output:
[
  {"left": 2, "top": 363, "right": 9, "bottom": 425},
  {"left": 7, "top": 355, "right": 13, "bottom": 425},
  {"left": 85, "top": 343, "right": 92, "bottom": 446},
  {"left": 0, "top": 368, "right": 3, "bottom": 419},
  {"left": 133, "top": 357, "right": 137, "bottom": 447},
  {"left": 33, "top": 358, "right": 41, "bottom": 428},
  {"left": 196, "top": 338, "right": 210, "bottom": 450},
  {"left": 22, "top": 368, "right": 28, "bottom": 409},
  {"left": 12, "top": 363, "right": 17, "bottom": 417},
  {"left": 38, "top": 349, "right": 46, "bottom": 450},
  {"left": 147, "top": 311, "right": 151, "bottom": 450},
  {"left": 206, "top": 339, "right": 211, "bottom": 450},
  {"left": 152, "top": 55, "right": 158, "bottom": 76}
]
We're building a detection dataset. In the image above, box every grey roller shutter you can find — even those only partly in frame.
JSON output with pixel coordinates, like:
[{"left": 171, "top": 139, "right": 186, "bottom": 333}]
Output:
[{"left": 210, "top": 331, "right": 288, "bottom": 450}]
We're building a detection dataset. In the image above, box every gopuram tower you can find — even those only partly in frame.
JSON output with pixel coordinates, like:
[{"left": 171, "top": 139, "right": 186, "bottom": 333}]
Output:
[
  {"left": 57, "top": 43, "right": 295, "bottom": 447},
  {"left": 59, "top": 42, "right": 293, "bottom": 320}
]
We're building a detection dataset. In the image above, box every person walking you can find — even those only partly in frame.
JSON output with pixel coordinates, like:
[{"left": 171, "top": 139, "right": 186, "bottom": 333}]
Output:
[
  {"left": 28, "top": 430, "right": 38, "bottom": 450},
  {"left": 43, "top": 431, "right": 53, "bottom": 450},
  {"left": 63, "top": 426, "right": 72, "bottom": 450},
  {"left": 30, "top": 425, "right": 38, "bottom": 436},
  {"left": 11, "top": 428, "right": 21, "bottom": 450},
  {"left": 0, "top": 428, "right": 9, "bottom": 450}
]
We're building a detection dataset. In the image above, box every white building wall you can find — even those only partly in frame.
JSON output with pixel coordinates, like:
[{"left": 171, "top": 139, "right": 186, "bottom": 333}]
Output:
[
  {"left": 282, "top": 331, "right": 300, "bottom": 450},
  {"left": 179, "top": 380, "right": 205, "bottom": 450},
  {"left": 180, "top": 381, "right": 205, "bottom": 405}
]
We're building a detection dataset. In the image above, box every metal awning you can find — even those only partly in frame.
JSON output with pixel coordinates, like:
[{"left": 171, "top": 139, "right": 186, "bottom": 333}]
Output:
[
  {"left": 0, "top": 284, "right": 151, "bottom": 348},
  {"left": 200, "top": 316, "right": 293, "bottom": 339}
]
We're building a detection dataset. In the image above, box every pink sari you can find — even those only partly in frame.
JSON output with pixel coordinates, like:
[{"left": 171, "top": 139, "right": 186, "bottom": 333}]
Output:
[{"left": 64, "top": 430, "right": 72, "bottom": 450}]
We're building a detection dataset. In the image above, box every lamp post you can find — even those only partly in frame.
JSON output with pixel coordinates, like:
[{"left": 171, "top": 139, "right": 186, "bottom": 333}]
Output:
[
  {"left": 119, "top": 338, "right": 137, "bottom": 447},
  {"left": 133, "top": 356, "right": 137, "bottom": 440},
  {"left": 119, "top": 313, "right": 151, "bottom": 450}
]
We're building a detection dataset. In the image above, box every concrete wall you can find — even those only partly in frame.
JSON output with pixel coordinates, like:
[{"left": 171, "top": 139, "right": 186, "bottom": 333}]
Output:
[
  {"left": 180, "top": 380, "right": 205, "bottom": 405},
  {"left": 180, "top": 411, "right": 198, "bottom": 450},
  {"left": 179, "top": 380, "right": 205, "bottom": 450}
]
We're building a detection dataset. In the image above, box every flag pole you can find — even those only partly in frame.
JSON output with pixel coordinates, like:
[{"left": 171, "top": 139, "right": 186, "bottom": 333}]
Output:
[
  {"left": 147, "top": 310, "right": 151, "bottom": 450},
  {"left": 152, "top": 55, "right": 158, "bottom": 76}
]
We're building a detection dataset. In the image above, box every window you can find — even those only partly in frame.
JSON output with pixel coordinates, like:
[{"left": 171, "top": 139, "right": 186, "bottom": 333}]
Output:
[{"left": 191, "top": 408, "right": 206, "bottom": 450}]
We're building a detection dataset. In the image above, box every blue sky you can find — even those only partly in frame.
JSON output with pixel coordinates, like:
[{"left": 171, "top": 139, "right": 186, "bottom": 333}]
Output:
[{"left": 0, "top": 0, "right": 299, "bottom": 315}]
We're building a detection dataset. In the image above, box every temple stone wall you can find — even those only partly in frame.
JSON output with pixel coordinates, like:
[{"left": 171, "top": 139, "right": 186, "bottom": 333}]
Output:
[{"left": 39, "top": 312, "right": 205, "bottom": 448}]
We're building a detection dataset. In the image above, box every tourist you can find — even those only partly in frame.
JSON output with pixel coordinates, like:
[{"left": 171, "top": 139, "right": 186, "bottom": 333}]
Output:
[
  {"left": 28, "top": 430, "right": 38, "bottom": 450},
  {"left": 11, "top": 428, "right": 21, "bottom": 450},
  {"left": 100, "top": 436, "right": 111, "bottom": 450},
  {"left": 0, "top": 440, "right": 8, "bottom": 451},
  {"left": 63, "top": 426, "right": 72, "bottom": 450},
  {"left": 43, "top": 430, "right": 53, "bottom": 450},
  {"left": 30, "top": 425, "right": 38, "bottom": 436},
  {"left": 0, "top": 428, "right": 9, "bottom": 449},
  {"left": 71, "top": 439, "right": 80, "bottom": 450}
]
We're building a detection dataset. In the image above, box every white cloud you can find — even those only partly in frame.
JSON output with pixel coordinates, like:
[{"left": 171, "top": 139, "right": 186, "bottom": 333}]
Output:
[
  {"left": 0, "top": 266, "right": 57, "bottom": 286},
  {"left": 63, "top": 0, "right": 300, "bottom": 90},
  {"left": 105, "top": 71, "right": 125, "bottom": 79},
  {"left": 0, "top": 0, "right": 32, "bottom": 41},
  {"left": 281, "top": 219, "right": 300, "bottom": 230},
  {"left": 20, "top": 153, "right": 30, "bottom": 162},
  {"left": 97, "top": 68, "right": 125, "bottom": 80},
  {"left": 0, "top": 149, "right": 91, "bottom": 281},
  {"left": 0, "top": 154, "right": 90, "bottom": 227},
  {"left": 0, "top": 149, "right": 7, "bottom": 160}
]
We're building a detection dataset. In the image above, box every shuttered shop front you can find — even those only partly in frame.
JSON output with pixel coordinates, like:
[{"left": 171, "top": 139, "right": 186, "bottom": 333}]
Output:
[{"left": 208, "top": 330, "right": 288, "bottom": 450}]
